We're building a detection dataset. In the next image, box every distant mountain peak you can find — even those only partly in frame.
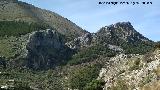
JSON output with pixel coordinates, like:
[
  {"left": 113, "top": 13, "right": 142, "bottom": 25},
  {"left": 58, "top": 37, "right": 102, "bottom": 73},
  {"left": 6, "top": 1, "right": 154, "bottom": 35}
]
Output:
[
  {"left": 97, "top": 22, "right": 150, "bottom": 43},
  {"left": 114, "top": 21, "right": 132, "bottom": 26},
  {"left": 104, "top": 21, "right": 133, "bottom": 32},
  {"left": 105, "top": 21, "right": 132, "bottom": 27}
]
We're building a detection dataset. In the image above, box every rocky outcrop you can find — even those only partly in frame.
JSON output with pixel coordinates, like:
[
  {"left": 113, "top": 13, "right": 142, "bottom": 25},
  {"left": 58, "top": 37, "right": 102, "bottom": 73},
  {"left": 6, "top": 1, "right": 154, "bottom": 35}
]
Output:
[
  {"left": 98, "top": 49, "right": 160, "bottom": 90},
  {"left": 97, "top": 22, "right": 150, "bottom": 43},
  {"left": 66, "top": 33, "right": 92, "bottom": 49},
  {"left": 95, "top": 22, "right": 154, "bottom": 54},
  {"left": 108, "top": 44, "right": 123, "bottom": 52},
  {"left": 26, "top": 29, "right": 73, "bottom": 69}
]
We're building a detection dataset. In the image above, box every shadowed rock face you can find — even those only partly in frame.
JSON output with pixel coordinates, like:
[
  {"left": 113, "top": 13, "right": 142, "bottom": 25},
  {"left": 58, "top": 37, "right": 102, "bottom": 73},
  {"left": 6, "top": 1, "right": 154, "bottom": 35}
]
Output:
[{"left": 26, "top": 29, "right": 73, "bottom": 70}]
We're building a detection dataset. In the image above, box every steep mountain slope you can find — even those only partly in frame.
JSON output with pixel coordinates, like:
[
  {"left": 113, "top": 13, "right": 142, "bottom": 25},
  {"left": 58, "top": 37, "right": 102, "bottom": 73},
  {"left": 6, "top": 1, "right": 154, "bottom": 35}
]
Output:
[{"left": 0, "top": 0, "right": 86, "bottom": 38}]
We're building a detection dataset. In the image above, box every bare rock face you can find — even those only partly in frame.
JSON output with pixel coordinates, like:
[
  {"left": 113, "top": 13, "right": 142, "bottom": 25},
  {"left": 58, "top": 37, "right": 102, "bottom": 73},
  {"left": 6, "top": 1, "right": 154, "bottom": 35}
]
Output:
[
  {"left": 108, "top": 44, "right": 123, "bottom": 52},
  {"left": 27, "top": 29, "right": 64, "bottom": 51},
  {"left": 26, "top": 29, "right": 73, "bottom": 69},
  {"left": 66, "top": 33, "right": 92, "bottom": 49},
  {"left": 1, "top": 29, "right": 74, "bottom": 69}
]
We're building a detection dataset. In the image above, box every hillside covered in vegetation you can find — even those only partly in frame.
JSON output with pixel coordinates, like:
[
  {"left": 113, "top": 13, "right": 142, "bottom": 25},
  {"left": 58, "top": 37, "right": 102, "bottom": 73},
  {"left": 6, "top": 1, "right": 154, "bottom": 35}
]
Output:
[{"left": 0, "top": 0, "right": 159, "bottom": 90}]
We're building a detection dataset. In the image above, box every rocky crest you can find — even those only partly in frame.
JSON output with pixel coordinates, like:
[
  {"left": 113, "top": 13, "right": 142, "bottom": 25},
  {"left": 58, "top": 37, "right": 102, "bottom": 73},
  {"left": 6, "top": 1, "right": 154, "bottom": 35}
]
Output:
[
  {"left": 66, "top": 33, "right": 92, "bottom": 49},
  {"left": 107, "top": 44, "right": 123, "bottom": 52},
  {"left": 95, "top": 22, "right": 153, "bottom": 54},
  {"left": 96, "top": 22, "right": 150, "bottom": 43}
]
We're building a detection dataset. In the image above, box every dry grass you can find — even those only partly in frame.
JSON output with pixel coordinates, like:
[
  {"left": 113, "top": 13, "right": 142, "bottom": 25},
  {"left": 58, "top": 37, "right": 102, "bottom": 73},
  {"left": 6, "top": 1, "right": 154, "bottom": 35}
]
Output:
[{"left": 141, "top": 81, "right": 160, "bottom": 90}]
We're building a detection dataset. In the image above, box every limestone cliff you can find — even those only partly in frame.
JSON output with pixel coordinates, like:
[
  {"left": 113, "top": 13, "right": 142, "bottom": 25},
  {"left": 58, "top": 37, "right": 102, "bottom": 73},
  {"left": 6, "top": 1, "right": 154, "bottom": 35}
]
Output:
[{"left": 26, "top": 29, "right": 74, "bottom": 69}]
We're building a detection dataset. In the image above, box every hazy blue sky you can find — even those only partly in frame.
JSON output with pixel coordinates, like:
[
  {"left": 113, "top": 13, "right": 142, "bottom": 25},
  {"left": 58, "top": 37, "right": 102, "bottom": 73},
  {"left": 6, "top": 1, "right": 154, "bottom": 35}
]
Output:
[{"left": 19, "top": 0, "right": 160, "bottom": 41}]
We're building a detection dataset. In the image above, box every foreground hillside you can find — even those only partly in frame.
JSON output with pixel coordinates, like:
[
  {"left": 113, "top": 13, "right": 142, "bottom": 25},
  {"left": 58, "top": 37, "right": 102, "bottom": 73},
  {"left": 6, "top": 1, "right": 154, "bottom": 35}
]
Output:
[
  {"left": 0, "top": 21, "right": 156, "bottom": 90},
  {"left": 99, "top": 47, "right": 160, "bottom": 90}
]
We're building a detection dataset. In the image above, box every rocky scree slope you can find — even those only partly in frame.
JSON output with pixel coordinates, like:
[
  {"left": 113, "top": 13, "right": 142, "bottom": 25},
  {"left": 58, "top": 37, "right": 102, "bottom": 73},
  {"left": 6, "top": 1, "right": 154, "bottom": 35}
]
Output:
[{"left": 98, "top": 48, "right": 160, "bottom": 90}]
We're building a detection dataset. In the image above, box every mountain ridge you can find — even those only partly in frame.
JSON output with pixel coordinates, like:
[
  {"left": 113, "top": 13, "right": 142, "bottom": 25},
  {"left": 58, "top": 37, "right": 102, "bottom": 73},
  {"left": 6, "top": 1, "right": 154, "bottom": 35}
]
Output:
[{"left": 0, "top": 0, "right": 87, "bottom": 39}]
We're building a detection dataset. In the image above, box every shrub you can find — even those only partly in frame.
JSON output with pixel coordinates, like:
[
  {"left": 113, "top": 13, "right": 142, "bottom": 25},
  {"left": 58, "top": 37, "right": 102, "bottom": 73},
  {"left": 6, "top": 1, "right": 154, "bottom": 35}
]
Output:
[
  {"left": 110, "top": 79, "right": 129, "bottom": 90},
  {"left": 155, "top": 42, "right": 160, "bottom": 49},
  {"left": 129, "top": 59, "right": 141, "bottom": 71},
  {"left": 69, "top": 64, "right": 101, "bottom": 90},
  {"left": 84, "top": 79, "right": 105, "bottom": 90},
  {"left": 68, "top": 44, "right": 116, "bottom": 65}
]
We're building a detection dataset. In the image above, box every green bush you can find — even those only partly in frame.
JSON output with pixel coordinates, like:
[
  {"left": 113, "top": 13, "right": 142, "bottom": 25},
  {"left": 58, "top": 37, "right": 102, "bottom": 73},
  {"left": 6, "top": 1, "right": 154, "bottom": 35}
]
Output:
[
  {"left": 68, "top": 44, "right": 116, "bottom": 65},
  {"left": 120, "top": 41, "right": 153, "bottom": 54},
  {"left": 14, "top": 81, "right": 33, "bottom": 90},
  {"left": 84, "top": 79, "right": 105, "bottom": 90},
  {"left": 155, "top": 42, "right": 160, "bottom": 49},
  {"left": 69, "top": 64, "right": 102, "bottom": 90},
  {"left": 129, "top": 59, "right": 141, "bottom": 71},
  {"left": 110, "top": 79, "right": 129, "bottom": 90},
  {"left": 0, "top": 68, "right": 63, "bottom": 90}
]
